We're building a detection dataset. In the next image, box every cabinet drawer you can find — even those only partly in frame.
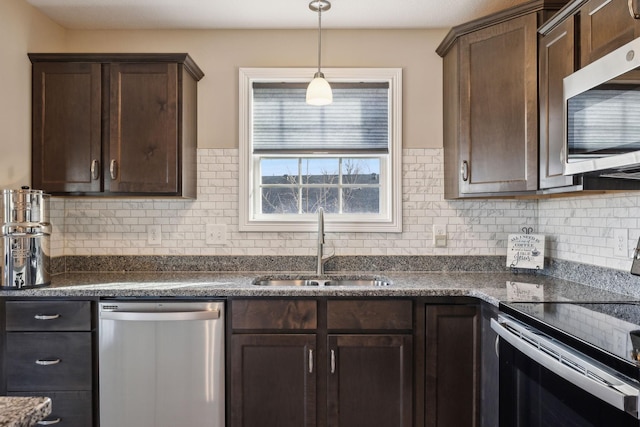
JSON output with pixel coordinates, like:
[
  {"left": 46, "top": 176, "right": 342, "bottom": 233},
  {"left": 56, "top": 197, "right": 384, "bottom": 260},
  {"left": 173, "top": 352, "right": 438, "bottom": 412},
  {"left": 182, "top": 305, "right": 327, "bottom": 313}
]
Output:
[
  {"left": 6, "top": 332, "right": 92, "bottom": 391},
  {"left": 327, "top": 300, "right": 413, "bottom": 330},
  {"left": 231, "top": 299, "right": 317, "bottom": 330},
  {"left": 9, "top": 391, "right": 93, "bottom": 427},
  {"left": 6, "top": 301, "right": 92, "bottom": 331}
]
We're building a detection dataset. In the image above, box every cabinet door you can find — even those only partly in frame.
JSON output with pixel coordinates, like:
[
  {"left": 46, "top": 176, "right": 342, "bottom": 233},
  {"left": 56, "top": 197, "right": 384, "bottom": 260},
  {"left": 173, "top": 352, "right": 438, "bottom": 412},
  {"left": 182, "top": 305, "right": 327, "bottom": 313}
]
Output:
[
  {"left": 425, "top": 305, "right": 480, "bottom": 427},
  {"left": 458, "top": 13, "right": 538, "bottom": 194},
  {"left": 539, "top": 17, "right": 578, "bottom": 189},
  {"left": 580, "top": 0, "right": 640, "bottom": 67},
  {"left": 32, "top": 62, "right": 102, "bottom": 193},
  {"left": 109, "top": 62, "right": 178, "bottom": 194},
  {"left": 327, "top": 334, "right": 413, "bottom": 427},
  {"left": 229, "top": 334, "right": 316, "bottom": 427}
]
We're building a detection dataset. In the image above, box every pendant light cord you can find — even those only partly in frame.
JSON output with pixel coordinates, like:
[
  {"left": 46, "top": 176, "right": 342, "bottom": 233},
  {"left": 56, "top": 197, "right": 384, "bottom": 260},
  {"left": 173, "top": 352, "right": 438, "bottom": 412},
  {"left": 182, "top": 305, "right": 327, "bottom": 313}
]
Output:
[{"left": 317, "top": 4, "right": 323, "bottom": 75}]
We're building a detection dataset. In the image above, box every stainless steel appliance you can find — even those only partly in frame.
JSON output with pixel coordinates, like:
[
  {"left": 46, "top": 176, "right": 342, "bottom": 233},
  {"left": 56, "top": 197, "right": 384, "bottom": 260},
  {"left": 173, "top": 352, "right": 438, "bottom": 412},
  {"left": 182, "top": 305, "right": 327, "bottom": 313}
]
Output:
[
  {"left": 564, "top": 37, "right": 640, "bottom": 178},
  {"left": 493, "top": 302, "right": 640, "bottom": 426},
  {"left": 0, "top": 186, "right": 50, "bottom": 289},
  {"left": 98, "top": 300, "right": 225, "bottom": 427}
]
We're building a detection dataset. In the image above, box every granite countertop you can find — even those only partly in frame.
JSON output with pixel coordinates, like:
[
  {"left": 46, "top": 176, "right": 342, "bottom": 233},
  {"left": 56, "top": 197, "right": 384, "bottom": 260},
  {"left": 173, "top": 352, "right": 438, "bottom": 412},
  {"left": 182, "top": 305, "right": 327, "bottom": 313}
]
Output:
[
  {"left": 1, "top": 271, "right": 637, "bottom": 306},
  {"left": 0, "top": 397, "right": 51, "bottom": 427}
]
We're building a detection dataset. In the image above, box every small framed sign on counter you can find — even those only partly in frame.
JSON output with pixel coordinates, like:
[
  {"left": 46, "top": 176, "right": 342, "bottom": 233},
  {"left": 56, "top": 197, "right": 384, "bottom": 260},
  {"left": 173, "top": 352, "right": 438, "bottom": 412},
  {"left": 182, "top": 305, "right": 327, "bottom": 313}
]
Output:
[{"left": 507, "top": 233, "right": 545, "bottom": 270}]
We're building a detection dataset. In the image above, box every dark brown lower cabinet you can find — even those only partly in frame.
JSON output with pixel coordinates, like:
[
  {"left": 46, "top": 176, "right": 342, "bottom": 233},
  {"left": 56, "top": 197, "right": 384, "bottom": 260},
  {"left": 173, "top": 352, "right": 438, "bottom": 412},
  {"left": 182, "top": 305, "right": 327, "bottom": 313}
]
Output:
[
  {"left": 2, "top": 299, "right": 95, "bottom": 427},
  {"left": 229, "top": 298, "right": 414, "bottom": 427},
  {"left": 327, "top": 334, "right": 413, "bottom": 427},
  {"left": 230, "top": 334, "right": 317, "bottom": 427},
  {"left": 425, "top": 304, "right": 480, "bottom": 427}
]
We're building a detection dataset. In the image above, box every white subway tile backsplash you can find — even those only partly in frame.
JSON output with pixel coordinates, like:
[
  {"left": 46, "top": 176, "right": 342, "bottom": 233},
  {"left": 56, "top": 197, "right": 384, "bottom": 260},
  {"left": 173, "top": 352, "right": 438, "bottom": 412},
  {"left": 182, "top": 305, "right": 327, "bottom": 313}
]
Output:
[{"left": 45, "top": 148, "right": 637, "bottom": 272}]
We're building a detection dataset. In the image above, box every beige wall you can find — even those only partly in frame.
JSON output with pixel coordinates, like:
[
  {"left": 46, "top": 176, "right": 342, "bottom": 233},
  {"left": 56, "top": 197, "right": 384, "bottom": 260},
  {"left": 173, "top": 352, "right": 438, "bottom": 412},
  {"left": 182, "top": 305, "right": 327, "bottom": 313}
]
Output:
[
  {"left": 65, "top": 28, "right": 447, "bottom": 150},
  {"left": 2, "top": 3, "right": 446, "bottom": 185},
  {"left": 0, "top": 0, "right": 66, "bottom": 188}
]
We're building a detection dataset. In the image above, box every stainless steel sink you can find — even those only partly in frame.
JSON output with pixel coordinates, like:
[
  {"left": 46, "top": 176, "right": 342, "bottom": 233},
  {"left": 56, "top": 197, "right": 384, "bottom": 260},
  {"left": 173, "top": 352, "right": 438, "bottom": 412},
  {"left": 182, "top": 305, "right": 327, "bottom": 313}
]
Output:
[
  {"left": 252, "top": 279, "right": 320, "bottom": 287},
  {"left": 325, "top": 279, "right": 391, "bottom": 287},
  {"left": 252, "top": 276, "right": 391, "bottom": 287}
]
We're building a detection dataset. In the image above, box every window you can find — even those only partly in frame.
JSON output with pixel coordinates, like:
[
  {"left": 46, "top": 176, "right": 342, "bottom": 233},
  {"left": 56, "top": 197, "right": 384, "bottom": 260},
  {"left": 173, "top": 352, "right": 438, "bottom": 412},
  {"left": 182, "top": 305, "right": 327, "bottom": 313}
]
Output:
[{"left": 239, "top": 68, "right": 402, "bottom": 232}]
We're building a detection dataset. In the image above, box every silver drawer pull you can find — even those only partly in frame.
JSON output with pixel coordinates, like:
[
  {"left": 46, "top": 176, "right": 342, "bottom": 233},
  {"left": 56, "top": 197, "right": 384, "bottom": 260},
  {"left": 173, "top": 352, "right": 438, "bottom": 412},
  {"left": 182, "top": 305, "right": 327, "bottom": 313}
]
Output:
[
  {"left": 37, "top": 418, "right": 61, "bottom": 425},
  {"left": 34, "top": 314, "right": 60, "bottom": 320},
  {"left": 35, "top": 359, "right": 61, "bottom": 366}
]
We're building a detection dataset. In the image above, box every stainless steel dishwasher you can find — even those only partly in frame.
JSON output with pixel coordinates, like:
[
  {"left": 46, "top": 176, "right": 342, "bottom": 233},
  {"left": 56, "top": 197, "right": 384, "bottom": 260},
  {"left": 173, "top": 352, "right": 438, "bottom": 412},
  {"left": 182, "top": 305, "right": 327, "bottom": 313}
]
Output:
[{"left": 98, "top": 300, "right": 225, "bottom": 427}]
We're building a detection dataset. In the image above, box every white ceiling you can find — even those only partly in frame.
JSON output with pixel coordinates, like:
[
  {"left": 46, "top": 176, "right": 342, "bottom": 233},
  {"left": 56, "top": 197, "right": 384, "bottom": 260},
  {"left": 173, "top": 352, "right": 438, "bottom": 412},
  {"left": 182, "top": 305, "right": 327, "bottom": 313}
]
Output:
[{"left": 25, "top": 0, "right": 531, "bottom": 30}]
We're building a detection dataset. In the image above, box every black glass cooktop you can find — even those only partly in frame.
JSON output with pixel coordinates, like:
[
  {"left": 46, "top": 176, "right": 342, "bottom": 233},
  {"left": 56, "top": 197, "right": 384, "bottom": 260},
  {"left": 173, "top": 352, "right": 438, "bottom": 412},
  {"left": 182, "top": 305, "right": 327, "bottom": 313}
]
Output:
[{"left": 502, "top": 301, "right": 640, "bottom": 380}]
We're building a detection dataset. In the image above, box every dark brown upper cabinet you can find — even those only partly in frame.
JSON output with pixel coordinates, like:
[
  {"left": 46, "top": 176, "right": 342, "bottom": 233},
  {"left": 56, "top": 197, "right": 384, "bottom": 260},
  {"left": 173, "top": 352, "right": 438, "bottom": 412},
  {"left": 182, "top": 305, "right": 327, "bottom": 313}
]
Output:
[
  {"left": 538, "top": 15, "right": 579, "bottom": 189},
  {"left": 437, "top": 1, "right": 568, "bottom": 199},
  {"left": 536, "top": 0, "right": 640, "bottom": 193},
  {"left": 29, "top": 53, "right": 203, "bottom": 198},
  {"left": 579, "top": 0, "right": 640, "bottom": 67}
]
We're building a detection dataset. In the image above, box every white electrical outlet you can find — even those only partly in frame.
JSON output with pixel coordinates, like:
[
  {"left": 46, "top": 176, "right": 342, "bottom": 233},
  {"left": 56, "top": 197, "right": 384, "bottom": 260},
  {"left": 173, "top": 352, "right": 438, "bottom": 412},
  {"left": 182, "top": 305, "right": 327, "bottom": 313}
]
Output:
[
  {"left": 206, "top": 224, "right": 227, "bottom": 245},
  {"left": 147, "top": 225, "right": 162, "bottom": 245},
  {"left": 614, "top": 228, "right": 628, "bottom": 258},
  {"left": 433, "top": 224, "right": 447, "bottom": 248}
]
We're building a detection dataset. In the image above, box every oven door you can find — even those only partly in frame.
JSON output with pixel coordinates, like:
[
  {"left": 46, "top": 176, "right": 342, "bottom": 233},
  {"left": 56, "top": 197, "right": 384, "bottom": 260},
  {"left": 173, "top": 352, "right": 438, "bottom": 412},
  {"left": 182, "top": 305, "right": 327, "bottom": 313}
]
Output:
[{"left": 492, "top": 315, "right": 640, "bottom": 427}]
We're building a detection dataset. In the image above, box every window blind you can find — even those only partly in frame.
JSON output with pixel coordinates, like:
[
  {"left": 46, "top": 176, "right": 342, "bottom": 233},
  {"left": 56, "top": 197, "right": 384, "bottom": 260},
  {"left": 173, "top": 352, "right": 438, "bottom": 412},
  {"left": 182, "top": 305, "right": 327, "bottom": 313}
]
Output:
[
  {"left": 568, "top": 86, "right": 640, "bottom": 154},
  {"left": 252, "top": 82, "right": 389, "bottom": 153}
]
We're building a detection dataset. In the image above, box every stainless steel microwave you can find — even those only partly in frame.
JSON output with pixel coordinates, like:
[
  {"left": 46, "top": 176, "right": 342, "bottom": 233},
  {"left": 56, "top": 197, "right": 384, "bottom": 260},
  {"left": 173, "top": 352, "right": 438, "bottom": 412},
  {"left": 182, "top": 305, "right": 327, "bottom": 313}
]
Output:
[{"left": 564, "top": 37, "right": 640, "bottom": 178}]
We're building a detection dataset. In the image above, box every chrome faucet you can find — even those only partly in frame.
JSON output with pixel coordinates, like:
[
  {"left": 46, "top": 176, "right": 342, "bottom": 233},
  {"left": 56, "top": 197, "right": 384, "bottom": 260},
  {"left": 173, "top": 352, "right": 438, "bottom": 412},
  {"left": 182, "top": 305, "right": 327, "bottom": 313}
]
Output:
[{"left": 316, "top": 207, "right": 331, "bottom": 275}]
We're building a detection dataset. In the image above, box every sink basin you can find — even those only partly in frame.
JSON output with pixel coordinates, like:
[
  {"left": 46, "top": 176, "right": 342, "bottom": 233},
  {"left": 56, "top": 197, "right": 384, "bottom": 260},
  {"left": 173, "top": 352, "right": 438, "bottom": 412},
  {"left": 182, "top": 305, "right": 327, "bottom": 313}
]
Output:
[
  {"left": 325, "top": 279, "right": 391, "bottom": 287},
  {"left": 252, "top": 276, "right": 391, "bottom": 287},
  {"left": 252, "top": 279, "right": 319, "bottom": 287}
]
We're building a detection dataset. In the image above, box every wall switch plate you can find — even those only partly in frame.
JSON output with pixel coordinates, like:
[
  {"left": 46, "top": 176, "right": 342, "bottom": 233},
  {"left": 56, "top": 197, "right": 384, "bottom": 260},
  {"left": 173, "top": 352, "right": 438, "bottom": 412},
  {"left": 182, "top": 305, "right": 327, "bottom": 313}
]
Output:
[
  {"left": 206, "top": 224, "right": 227, "bottom": 245},
  {"left": 433, "top": 224, "right": 447, "bottom": 248},
  {"left": 614, "top": 228, "right": 628, "bottom": 258},
  {"left": 147, "top": 225, "right": 162, "bottom": 245}
]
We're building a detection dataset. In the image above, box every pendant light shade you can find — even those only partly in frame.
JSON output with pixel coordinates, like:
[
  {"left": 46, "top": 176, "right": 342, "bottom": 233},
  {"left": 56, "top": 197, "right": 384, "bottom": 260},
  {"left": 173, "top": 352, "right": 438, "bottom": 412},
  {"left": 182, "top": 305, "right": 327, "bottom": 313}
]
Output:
[
  {"left": 306, "top": 0, "right": 332, "bottom": 106},
  {"left": 306, "top": 72, "right": 333, "bottom": 105}
]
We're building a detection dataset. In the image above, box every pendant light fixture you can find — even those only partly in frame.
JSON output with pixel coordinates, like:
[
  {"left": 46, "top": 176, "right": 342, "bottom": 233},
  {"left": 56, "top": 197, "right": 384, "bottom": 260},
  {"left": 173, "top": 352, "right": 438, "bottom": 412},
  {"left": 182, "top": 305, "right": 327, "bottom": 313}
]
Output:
[{"left": 306, "top": 0, "right": 333, "bottom": 106}]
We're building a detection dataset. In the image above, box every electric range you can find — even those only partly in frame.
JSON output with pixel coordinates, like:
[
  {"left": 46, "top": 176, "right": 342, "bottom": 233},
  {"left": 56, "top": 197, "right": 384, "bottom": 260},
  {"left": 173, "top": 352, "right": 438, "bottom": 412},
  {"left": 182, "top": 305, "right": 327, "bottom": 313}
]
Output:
[{"left": 501, "top": 301, "right": 640, "bottom": 381}]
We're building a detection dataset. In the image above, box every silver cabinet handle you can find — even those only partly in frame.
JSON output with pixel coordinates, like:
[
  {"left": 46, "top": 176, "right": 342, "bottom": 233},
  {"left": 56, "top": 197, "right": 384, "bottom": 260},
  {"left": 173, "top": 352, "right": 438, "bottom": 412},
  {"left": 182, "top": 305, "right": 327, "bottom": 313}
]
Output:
[
  {"left": 110, "top": 159, "right": 118, "bottom": 180},
  {"left": 37, "top": 418, "right": 61, "bottom": 425},
  {"left": 631, "top": 0, "right": 640, "bottom": 18},
  {"left": 492, "top": 316, "right": 640, "bottom": 418},
  {"left": 91, "top": 159, "right": 100, "bottom": 180},
  {"left": 330, "top": 349, "right": 336, "bottom": 374},
  {"left": 308, "top": 349, "right": 313, "bottom": 373},
  {"left": 461, "top": 161, "right": 469, "bottom": 181},
  {"left": 34, "top": 314, "right": 60, "bottom": 320},
  {"left": 35, "top": 359, "right": 61, "bottom": 366},
  {"left": 494, "top": 334, "right": 500, "bottom": 358}
]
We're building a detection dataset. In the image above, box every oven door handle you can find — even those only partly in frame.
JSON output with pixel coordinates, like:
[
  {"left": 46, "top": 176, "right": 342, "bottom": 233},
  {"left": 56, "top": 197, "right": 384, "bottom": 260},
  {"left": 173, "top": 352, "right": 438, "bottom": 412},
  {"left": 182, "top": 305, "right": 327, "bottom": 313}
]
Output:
[{"left": 492, "top": 316, "right": 640, "bottom": 419}]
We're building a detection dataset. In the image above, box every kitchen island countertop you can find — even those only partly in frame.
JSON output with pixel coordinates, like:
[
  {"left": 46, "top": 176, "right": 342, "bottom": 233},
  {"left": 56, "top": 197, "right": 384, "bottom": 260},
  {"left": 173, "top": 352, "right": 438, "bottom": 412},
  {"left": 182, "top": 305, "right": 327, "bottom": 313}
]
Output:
[
  {"left": 0, "top": 397, "right": 51, "bottom": 427},
  {"left": 1, "top": 271, "right": 637, "bottom": 305}
]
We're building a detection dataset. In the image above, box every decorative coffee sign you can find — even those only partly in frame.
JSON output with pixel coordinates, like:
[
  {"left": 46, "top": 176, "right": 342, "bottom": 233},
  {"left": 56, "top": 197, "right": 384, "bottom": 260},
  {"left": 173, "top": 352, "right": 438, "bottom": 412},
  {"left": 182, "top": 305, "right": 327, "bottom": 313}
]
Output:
[{"left": 507, "top": 234, "right": 545, "bottom": 270}]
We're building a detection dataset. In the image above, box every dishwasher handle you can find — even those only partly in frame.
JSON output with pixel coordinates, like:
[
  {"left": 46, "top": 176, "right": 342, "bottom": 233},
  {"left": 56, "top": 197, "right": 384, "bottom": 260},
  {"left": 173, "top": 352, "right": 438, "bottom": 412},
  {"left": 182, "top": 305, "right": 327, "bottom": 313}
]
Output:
[
  {"left": 100, "top": 309, "right": 220, "bottom": 322},
  {"left": 491, "top": 316, "right": 640, "bottom": 418}
]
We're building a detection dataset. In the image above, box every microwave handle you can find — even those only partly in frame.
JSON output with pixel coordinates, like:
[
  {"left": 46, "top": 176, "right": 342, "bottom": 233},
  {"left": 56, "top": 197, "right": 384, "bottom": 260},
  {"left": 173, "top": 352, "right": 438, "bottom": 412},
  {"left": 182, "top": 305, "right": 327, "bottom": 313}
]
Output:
[
  {"left": 491, "top": 316, "right": 640, "bottom": 419},
  {"left": 630, "top": 0, "right": 640, "bottom": 18}
]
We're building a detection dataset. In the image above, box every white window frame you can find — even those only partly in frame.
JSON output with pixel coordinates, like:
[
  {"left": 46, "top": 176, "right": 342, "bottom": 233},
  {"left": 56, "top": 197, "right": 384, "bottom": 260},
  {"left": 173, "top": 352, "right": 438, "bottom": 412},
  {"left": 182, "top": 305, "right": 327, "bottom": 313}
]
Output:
[{"left": 239, "top": 67, "right": 402, "bottom": 233}]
